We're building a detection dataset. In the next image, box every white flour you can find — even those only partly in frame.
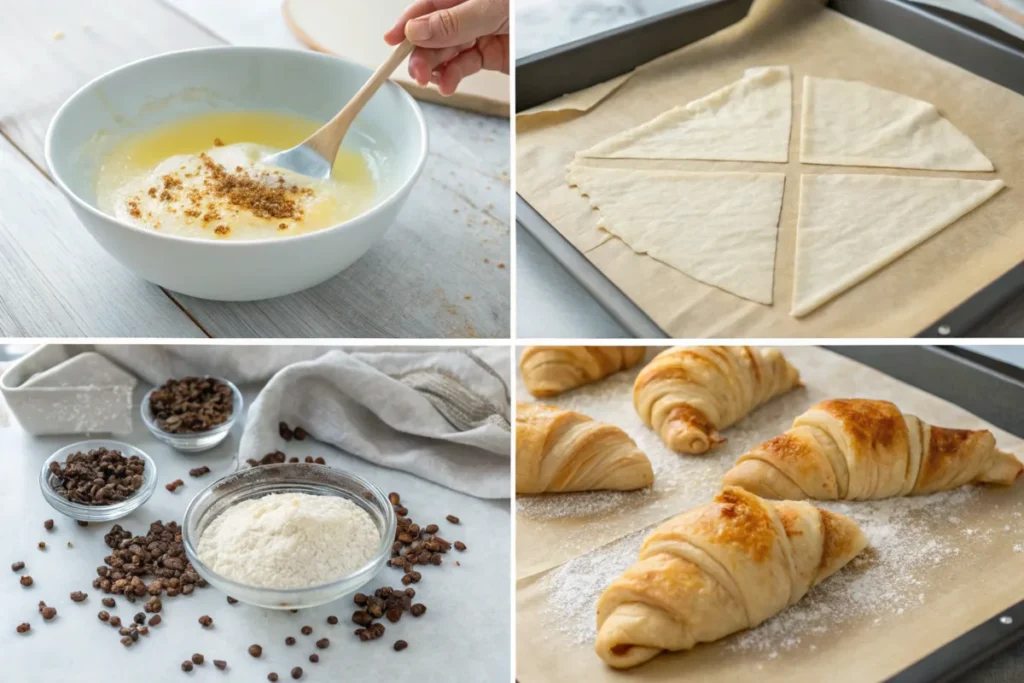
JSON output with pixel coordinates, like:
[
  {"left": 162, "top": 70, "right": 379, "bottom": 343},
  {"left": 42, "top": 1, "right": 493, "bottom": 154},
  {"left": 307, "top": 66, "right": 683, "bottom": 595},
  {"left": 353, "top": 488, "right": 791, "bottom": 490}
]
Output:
[{"left": 197, "top": 492, "right": 380, "bottom": 589}]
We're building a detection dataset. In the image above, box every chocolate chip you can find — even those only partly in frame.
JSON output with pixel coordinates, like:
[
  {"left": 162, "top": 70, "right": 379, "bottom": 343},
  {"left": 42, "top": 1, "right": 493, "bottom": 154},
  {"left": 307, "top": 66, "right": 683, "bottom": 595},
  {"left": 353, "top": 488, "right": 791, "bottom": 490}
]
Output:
[
  {"left": 248, "top": 644, "right": 262, "bottom": 658},
  {"left": 43, "top": 519, "right": 54, "bottom": 531},
  {"left": 16, "top": 623, "right": 30, "bottom": 634},
  {"left": 102, "top": 597, "right": 115, "bottom": 608},
  {"left": 11, "top": 561, "right": 24, "bottom": 572},
  {"left": 41, "top": 606, "right": 56, "bottom": 620},
  {"left": 327, "top": 615, "right": 338, "bottom": 625},
  {"left": 181, "top": 660, "right": 193, "bottom": 672},
  {"left": 316, "top": 638, "right": 329, "bottom": 649},
  {"left": 424, "top": 524, "right": 439, "bottom": 534},
  {"left": 314, "top": 457, "right": 326, "bottom": 465},
  {"left": 149, "top": 615, "right": 162, "bottom": 626},
  {"left": 268, "top": 675, "right": 279, "bottom": 682},
  {"left": 454, "top": 541, "right": 467, "bottom": 551},
  {"left": 165, "top": 479, "right": 185, "bottom": 492},
  {"left": 285, "top": 636, "right": 296, "bottom": 646},
  {"left": 293, "top": 427, "right": 308, "bottom": 441},
  {"left": 37, "top": 542, "right": 46, "bottom": 550},
  {"left": 394, "top": 640, "right": 408, "bottom": 651},
  {"left": 199, "top": 615, "right": 213, "bottom": 627},
  {"left": 308, "top": 654, "right": 319, "bottom": 663},
  {"left": 77, "top": 521, "right": 89, "bottom": 527},
  {"left": 227, "top": 596, "right": 238, "bottom": 605},
  {"left": 70, "top": 591, "right": 87, "bottom": 602},
  {"left": 20, "top": 575, "right": 33, "bottom": 587},
  {"left": 410, "top": 604, "right": 426, "bottom": 617},
  {"left": 109, "top": 616, "right": 121, "bottom": 627},
  {"left": 279, "top": 421, "right": 293, "bottom": 440},
  {"left": 213, "top": 660, "right": 227, "bottom": 670},
  {"left": 446, "top": 515, "right": 460, "bottom": 524},
  {"left": 188, "top": 466, "right": 211, "bottom": 477},
  {"left": 98, "top": 611, "right": 109, "bottom": 622},
  {"left": 290, "top": 667, "right": 303, "bottom": 679},
  {"left": 192, "top": 654, "right": 204, "bottom": 665},
  {"left": 134, "top": 612, "right": 146, "bottom": 624},
  {"left": 300, "top": 625, "right": 312, "bottom": 636}
]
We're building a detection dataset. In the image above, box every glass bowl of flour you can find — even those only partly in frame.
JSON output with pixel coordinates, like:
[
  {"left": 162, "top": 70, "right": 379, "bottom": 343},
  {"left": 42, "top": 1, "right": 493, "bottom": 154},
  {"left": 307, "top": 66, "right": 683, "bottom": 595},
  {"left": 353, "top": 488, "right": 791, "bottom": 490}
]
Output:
[{"left": 182, "top": 463, "right": 396, "bottom": 609}]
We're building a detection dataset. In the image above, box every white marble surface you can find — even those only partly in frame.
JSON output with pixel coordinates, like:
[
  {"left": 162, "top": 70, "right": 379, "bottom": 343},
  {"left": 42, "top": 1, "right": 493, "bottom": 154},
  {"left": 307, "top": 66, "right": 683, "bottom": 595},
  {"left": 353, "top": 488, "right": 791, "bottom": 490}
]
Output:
[{"left": 0, "top": 374, "right": 510, "bottom": 682}]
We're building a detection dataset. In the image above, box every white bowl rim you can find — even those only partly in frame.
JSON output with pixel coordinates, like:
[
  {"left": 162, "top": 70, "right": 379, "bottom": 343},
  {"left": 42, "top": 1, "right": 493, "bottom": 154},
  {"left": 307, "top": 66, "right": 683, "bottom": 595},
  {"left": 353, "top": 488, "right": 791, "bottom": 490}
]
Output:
[{"left": 44, "top": 45, "right": 429, "bottom": 248}]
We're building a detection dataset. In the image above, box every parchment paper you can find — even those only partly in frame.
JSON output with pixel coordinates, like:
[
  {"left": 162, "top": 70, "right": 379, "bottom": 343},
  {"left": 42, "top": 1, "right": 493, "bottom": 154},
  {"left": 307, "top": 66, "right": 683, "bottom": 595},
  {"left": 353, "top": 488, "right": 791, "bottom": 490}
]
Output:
[
  {"left": 515, "top": 345, "right": 1024, "bottom": 682},
  {"left": 515, "top": 0, "right": 1024, "bottom": 337}
]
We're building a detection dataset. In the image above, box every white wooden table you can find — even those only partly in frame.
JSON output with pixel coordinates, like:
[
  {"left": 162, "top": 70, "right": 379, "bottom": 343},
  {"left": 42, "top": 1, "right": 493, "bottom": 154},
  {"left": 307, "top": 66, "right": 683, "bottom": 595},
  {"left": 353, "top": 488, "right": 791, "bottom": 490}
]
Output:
[{"left": 0, "top": 0, "right": 510, "bottom": 339}]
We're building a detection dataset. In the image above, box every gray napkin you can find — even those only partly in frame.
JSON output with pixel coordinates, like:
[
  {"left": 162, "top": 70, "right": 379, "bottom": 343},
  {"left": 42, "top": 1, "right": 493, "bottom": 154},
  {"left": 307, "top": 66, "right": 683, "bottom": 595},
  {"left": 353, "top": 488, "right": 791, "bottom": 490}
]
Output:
[{"left": 238, "top": 348, "right": 510, "bottom": 499}]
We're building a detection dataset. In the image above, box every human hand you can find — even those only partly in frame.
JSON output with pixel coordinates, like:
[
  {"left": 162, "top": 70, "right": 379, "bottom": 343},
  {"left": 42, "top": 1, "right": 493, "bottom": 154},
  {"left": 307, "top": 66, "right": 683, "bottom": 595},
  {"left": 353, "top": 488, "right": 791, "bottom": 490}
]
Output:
[{"left": 384, "top": 0, "right": 509, "bottom": 96}]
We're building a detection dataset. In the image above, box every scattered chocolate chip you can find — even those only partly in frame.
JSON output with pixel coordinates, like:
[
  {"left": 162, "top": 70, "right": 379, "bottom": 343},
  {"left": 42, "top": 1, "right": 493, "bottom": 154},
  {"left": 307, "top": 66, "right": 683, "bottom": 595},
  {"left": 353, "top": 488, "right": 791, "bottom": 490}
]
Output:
[
  {"left": 149, "top": 615, "right": 162, "bottom": 626},
  {"left": 285, "top": 636, "right": 296, "bottom": 646},
  {"left": 314, "top": 457, "right": 326, "bottom": 465},
  {"left": 279, "top": 421, "right": 293, "bottom": 440},
  {"left": 101, "top": 597, "right": 115, "bottom": 608},
  {"left": 327, "top": 615, "right": 338, "bottom": 625},
  {"left": 454, "top": 541, "right": 467, "bottom": 551},
  {"left": 138, "top": 625, "right": 149, "bottom": 635},
  {"left": 192, "top": 654, "right": 204, "bottom": 665},
  {"left": 227, "top": 596, "right": 238, "bottom": 605},
  {"left": 16, "top": 622, "right": 30, "bottom": 634},
  {"left": 165, "top": 479, "right": 185, "bottom": 492},
  {"left": 181, "top": 660, "right": 193, "bottom": 672},
  {"left": 213, "top": 660, "right": 227, "bottom": 670},
  {"left": 20, "top": 576, "right": 33, "bottom": 587},
  {"left": 301, "top": 625, "right": 312, "bottom": 636},
  {"left": 308, "top": 654, "right": 319, "bottom": 663},
  {"left": 290, "top": 667, "right": 303, "bottom": 679},
  {"left": 446, "top": 515, "right": 460, "bottom": 524},
  {"left": 109, "top": 616, "right": 122, "bottom": 627},
  {"left": 70, "top": 591, "right": 87, "bottom": 602},
  {"left": 268, "top": 675, "right": 279, "bottom": 682},
  {"left": 98, "top": 611, "right": 110, "bottom": 622},
  {"left": 119, "top": 636, "right": 132, "bottom": 648},
  {"left": 316, "top": 638, "right": 329, "bottom": 649},
  {"left": 11, "top": 561, "right": 25, "bottom": 572},
  {"left": 304, "top": 456, "right": 314, "bottom": 464},
  {"left": 353, "top": 593, "right": 367, "bottom": 606},
  {"left": 293, "top": 427, "right": 308, "bottom": 441},
  {"left": 43, "top": 519, "right": 54, "bottom": 530},
  {"left": 410, "top": 604, "right": 426, "bottom": 617},
  {"left": 41, "top": 606, "right": 56, "bottom": 620},
  {"left": 37, "top": 542, "right": 46, "bottom": 550},
  {"left": 188, "top": 466, "right": 211, "bottom": 477},
  {"left": 424, "top": 524, "right": 439, "bottom": 534},
  {"left": 77, "top": 521, "right": 89, "bottom": 527},
  {"left": 394, "top": 640, "right": 408, "bottom": 651},
  {"left": 248, "top": 644, "right": 263, "bottom": 658},
  {"left": 134, "top": 612, "right": 146, "bottom": 625},
  {"left": 199, "top": 615, "right": 213, "bottom": 627}
]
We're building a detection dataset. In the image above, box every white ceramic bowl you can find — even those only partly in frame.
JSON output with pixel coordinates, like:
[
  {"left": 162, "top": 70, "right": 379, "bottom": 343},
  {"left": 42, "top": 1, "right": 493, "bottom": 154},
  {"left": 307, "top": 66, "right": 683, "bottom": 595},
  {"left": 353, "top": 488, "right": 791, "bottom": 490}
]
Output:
[{"left": 45, "top": 47, "right": 428, "bottom": 301}]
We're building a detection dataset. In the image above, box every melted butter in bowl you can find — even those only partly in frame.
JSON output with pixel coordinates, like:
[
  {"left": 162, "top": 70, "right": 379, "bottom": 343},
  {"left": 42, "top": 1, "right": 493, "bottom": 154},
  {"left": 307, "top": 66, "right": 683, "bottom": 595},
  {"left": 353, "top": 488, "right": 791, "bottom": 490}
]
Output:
[{"left": 96, "top": 111, "right": 378, "bottom": 240}]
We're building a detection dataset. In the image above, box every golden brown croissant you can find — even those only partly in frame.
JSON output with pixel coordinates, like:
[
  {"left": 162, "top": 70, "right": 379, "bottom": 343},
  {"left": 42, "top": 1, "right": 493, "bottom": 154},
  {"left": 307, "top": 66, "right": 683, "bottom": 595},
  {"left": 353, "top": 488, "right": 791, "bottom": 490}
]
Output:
[
  {"left": 516, "top": 402, "right": 654, "bottom": 494},
  {"left": 723, "top": 399, "right": 1023, "bottom": 500},
  {"left": 520, "top": 346, "right": 646, "bottom": 398},
  {"left": 633, "top": 346, "right": 802, "bottom": 454},
  {"left": 595, "top": 486, "right": 866, "bottom": 669}
]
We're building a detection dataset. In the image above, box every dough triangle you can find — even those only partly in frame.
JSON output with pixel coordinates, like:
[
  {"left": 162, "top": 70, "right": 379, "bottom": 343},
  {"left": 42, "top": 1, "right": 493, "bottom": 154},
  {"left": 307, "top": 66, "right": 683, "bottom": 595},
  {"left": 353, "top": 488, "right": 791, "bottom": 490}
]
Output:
[
  {"left": 800, "top": 76, "right": 994, "bottom": 171},
  {"left": 568, "top": 164, "right": 785, "bottom": 304},
  {"left": 792, "top": 174, "right": 1005, "bottom": 317},
  {"left": 578, "top": 66, "right": 792, "bottom": 163}
]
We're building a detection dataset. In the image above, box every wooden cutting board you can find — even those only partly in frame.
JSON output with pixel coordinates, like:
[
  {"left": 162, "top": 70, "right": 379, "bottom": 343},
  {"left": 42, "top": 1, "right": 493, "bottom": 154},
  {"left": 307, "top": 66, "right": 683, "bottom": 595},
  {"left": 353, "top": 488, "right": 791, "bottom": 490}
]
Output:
[{"left": 283, "top": 0, "right": 509, "bottom": 117}]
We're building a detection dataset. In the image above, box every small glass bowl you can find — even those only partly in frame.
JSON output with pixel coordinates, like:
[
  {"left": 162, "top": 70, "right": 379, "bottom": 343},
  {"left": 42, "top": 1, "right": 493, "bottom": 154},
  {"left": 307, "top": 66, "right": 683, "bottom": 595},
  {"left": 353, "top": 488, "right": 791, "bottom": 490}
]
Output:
[
  {"left": 182, "top": 463, "right": 396, "bottom": 610},
  {"left": 140, "top": 377, "right": 243, "bottom": 453},
  {"left": 40, "top": 440, "right": 158, "bottom": 522}
]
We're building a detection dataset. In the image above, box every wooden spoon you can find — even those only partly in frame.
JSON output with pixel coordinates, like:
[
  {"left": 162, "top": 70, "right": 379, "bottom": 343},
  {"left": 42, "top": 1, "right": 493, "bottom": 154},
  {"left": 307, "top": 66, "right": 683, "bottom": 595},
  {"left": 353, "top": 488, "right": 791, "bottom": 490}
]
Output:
[{"left": 264, "top": 39, "right": 415, "bottom": 178}]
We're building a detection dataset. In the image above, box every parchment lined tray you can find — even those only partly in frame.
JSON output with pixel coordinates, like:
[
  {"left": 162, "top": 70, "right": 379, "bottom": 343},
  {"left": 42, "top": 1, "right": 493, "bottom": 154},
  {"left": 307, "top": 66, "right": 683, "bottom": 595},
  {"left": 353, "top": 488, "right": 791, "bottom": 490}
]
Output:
[
  {"left": 515, "top": 0, "right": 1024, "bottom": 338},
  {"left": 515, "top": 345, "right": 1024, "bottom": 682}
]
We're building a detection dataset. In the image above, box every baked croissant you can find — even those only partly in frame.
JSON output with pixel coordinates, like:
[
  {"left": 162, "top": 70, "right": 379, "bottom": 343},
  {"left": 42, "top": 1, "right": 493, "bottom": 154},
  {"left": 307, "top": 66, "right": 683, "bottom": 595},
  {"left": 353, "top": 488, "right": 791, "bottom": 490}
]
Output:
[
  {"left": 596, "top": 486, "right": 866, "bottom": 669},
  {"left": 516, "top": 402, "right": 654, "bottom": 494},
  {"left": 723, "top": 399, "right": 1023, "bottom": 500},
  {"left": 520, "top": 346, "right": 646, "bottom": 398},
  {"left": 633, "top": 346, "right": 802, "bottom": 454}
]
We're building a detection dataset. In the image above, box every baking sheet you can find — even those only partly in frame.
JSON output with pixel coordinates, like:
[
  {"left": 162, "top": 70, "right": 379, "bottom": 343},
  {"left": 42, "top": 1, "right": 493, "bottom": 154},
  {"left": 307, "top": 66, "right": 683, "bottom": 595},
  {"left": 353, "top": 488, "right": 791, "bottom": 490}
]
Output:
[
  {"left": 515, "top": 345, "right": 1024, "bottom": 682},
  {"left": 0, "top": 383, "right": 510, "bottom": 682},
  {"left": 515, "top": 0, "right": 1024, "bottom": 338}
]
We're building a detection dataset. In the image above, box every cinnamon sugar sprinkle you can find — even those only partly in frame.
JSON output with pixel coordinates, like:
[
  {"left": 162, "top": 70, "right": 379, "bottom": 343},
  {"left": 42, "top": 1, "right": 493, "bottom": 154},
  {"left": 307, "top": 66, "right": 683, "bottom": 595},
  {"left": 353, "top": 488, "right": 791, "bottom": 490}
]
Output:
[{"left": 124, "top": 149, "right": 315, "bottom": 233}]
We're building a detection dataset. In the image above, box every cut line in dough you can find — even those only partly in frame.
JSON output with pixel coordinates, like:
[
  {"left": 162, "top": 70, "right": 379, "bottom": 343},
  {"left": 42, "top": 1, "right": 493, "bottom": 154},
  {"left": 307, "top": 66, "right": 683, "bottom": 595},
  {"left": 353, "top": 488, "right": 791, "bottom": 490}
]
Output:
[
  {"left": 792, "top": 174, "right": 1005, "bottom": 317},
  {"left": 578, "top": 66, "right": 792, "bottom": 163},
  {"left": 800, "top": 76, "right": 994, "bottom": 171},
  {"left": 568, "top": 164, "right": 785, "bottom": 304}
]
